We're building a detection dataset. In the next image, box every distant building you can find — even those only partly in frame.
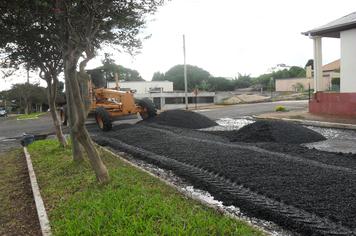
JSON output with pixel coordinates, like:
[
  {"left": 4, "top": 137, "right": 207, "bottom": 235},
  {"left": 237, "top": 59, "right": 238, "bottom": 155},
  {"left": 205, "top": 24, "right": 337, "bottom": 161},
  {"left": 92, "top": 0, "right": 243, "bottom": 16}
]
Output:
[
  {"left": 274, "top": 60, "right": 340, "bottom": 92},
  {"left": 107, "top": 80, "right": 174, "bottom": 94},
  {"left": 107, "top": 80, "right": 215, "bottom": 110},
  {"left": 322, "top": 59, "right": 340, "bottom": 91}
]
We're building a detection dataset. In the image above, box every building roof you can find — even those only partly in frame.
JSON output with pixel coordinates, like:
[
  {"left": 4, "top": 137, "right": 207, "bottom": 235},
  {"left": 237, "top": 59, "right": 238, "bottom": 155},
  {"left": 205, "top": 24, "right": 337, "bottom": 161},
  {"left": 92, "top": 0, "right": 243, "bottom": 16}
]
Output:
[
  {"left": 109, "top": 80, "right": 172, "bottom": 84},
  {"left": 302, "top": 12, "right": 356, "bottom": 38},
  {"left": 322, "top": 59, "right": 340, "bottom": 72}
]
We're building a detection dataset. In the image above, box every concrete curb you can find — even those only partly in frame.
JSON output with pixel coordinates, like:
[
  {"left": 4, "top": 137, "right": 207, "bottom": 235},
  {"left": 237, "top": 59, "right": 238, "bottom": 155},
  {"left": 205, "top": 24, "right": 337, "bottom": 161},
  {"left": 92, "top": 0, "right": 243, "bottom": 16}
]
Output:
[
  {"left": 253, "top": 115, "right": 356, "bottom": 130},
  {"left": 23, "top": 147, "right": 52, "bottom": 236}
]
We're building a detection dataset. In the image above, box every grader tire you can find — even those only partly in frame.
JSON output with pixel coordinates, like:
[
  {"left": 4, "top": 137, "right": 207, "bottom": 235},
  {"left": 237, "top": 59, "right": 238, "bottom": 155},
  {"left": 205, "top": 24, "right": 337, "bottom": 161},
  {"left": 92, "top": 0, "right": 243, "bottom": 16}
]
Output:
[
  {"left": 136, "top": 98, "right": 157, "bottom": 120},
  {"left": 95, "top": 107, "right": 112, "bottom": 131}
]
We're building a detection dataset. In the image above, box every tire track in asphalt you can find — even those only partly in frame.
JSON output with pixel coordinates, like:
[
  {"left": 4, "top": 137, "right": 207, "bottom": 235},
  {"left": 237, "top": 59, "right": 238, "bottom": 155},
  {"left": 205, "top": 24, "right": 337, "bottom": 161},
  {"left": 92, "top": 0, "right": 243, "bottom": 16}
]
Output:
[{"left": 145, "top": 123, "right": 356, "bottom": 174}]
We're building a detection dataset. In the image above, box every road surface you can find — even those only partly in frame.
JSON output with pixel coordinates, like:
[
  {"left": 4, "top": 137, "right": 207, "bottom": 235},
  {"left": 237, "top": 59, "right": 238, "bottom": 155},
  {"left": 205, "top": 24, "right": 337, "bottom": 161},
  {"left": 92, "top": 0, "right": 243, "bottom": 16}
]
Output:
[
  {"left": 196, "top": 100, "right": 308, "bottom": 120},
  {"left": 0, "top": 101, "right": 307, "bottom": 152}
]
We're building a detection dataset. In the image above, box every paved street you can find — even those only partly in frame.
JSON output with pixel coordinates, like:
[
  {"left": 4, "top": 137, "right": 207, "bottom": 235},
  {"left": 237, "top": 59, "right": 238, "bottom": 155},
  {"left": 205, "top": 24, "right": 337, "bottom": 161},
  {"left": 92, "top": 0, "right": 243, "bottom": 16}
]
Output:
[
  {"left": 196, "top": 100, "right": 308, "bottom": 120},
  {"left": 0, "top": 101, "right": 308, "bottom": 152},
  {"left": 0, "top": 114, "right": 55, "bottom": 153}
]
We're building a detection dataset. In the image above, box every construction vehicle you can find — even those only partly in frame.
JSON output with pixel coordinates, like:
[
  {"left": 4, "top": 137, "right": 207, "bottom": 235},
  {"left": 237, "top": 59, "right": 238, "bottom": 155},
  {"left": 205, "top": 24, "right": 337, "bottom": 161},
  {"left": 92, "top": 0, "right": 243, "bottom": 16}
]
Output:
[{"left": 60, "top": 70, "right": 157, "bottom": 131}]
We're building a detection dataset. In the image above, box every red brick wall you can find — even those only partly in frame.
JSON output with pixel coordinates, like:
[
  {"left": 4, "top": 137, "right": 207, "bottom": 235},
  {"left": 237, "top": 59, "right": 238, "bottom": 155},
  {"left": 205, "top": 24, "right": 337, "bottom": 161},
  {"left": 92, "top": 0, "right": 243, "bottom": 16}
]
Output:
[{"left": 309, "top": 92, "right": 356, "bottom": 116}]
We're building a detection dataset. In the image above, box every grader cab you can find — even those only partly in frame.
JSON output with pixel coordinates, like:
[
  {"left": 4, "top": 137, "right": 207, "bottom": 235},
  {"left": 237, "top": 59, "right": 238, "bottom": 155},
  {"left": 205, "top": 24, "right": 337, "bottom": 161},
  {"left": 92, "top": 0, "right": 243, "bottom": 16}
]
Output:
[{"left": 61, "top": 69, "right": 156, "bottom": 131}]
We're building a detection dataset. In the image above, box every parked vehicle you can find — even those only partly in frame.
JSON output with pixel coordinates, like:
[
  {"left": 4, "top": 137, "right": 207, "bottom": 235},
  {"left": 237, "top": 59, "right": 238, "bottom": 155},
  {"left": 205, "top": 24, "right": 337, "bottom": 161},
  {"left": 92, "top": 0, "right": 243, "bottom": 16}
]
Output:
[{"left": 0, "top": 108, "right": 7, "bottom": 117}]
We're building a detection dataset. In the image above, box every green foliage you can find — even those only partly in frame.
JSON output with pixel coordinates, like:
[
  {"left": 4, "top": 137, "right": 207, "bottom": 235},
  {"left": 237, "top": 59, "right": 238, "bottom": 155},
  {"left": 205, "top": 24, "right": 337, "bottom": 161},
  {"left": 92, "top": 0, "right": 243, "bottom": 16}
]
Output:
[
  {"left": 152, "top": 64, "right": 306, "bottom": 92},
  {"left": 253, "top": 66, "right": 306, "bottom": 90},
  {"left": 101, "top": 54, "right": 144, "bottom": 82},
  {"left": 163, "top": 64, "right": 211, "bottom": 91},
  {"left": 28, "top": 140, "right": 264, "bottom": 236},
  {"left": 275, "top": 105, "right": 287, "bottom": 112},
  {"left": 205, "top": 77, "right": 235, "bottom": 91},
  {"left": 89, "top": 64, "right": 144, "bottom": 83},
  {"left": 155, "top": 65, "right": 252, "bottom": 92},
  {"left": 233, "top": 73, "right": 253, "bottom": 88},
  {"left": 331, "top": 77, "right": 340, "bottom": 85},
  {"left": 0, "top": 0, "right": 62, "bottom": 75},
  {"left": 152, "top": 71, "right": 165, "bottom": 81},
  {"left": 6, "top": 83, "right": 47, "bottom": 113}
]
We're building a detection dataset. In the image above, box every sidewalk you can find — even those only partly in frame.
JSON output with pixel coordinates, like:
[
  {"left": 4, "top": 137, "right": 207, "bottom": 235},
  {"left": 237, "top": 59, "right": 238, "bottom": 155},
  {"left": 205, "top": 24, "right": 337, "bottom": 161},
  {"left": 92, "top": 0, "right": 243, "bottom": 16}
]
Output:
[{"left": 254, "top": 109, "right": 356, "bottom": 130}]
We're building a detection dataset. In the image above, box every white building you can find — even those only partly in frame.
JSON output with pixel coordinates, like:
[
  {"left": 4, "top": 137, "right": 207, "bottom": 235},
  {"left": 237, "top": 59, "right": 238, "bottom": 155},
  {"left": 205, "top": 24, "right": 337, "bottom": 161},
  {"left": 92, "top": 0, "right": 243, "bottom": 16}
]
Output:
[
  {"left": 107, "top": 80, "right": 173, "bottom": 94},
  {"left": 107, "top": 80, "right": 215, "bottom": 110},
  {"left": 303, "top": 12, "right": 356, "bottom": 116}
]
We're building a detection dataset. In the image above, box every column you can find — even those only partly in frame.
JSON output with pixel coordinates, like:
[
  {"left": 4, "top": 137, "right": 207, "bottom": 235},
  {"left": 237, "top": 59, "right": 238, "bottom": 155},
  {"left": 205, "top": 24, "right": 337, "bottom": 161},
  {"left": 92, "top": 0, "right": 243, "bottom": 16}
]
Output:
[{"left": 313, "top": 36, "right": 323, "bottom": 92}]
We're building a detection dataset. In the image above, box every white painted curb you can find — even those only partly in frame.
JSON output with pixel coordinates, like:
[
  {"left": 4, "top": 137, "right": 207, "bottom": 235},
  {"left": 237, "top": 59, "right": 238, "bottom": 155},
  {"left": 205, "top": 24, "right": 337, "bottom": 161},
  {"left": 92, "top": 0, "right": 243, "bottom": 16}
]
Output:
[{"left": 23, "top": 147, "right": 52, "bottom": 236}]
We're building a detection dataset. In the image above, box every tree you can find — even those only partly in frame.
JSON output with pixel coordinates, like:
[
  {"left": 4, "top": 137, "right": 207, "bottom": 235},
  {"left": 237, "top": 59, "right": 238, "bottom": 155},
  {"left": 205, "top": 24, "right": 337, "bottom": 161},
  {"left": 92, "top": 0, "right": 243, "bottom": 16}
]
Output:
[
  {"left": 0, "top": 1, "right": 67, "bottom": 147},
  {"left": 233, "top": 73, "right": 253, "bottom": 89},
  {"left": 252, "top": 66, "right": 306, "bottom": 90},
  {"left": 7, "top": 83, "right": 47, "bottom": 114},
  {"left": 0, "top": 0, "right": 164, "bottom": 184},
  {"left": 56, "top": 0, "right": 164, "bottom": 184},
  {"left": 206, "top": 77, "right": 234, "bottom": 91},
  {"left": 88, "top": 60, "right": 144, "bottom": 83},
  {"left": 288, "top": 66, "right": 306, "bottom": 78},
  {"left": 164, "top": 64, "right": 211, "bottom": 90},
  {"left": 152, "top": 72, "right": 165, "bottom": 81}
]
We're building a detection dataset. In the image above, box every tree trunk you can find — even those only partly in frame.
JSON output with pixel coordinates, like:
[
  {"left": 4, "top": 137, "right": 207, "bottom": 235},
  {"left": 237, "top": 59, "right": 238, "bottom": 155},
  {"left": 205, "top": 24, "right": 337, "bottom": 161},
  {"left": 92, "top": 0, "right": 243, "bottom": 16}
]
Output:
[
  {"left": 64, "top": 70, "right": 84, "bottom": 163},
  {"left": 24, "top": 99, "right": 29, "bottom": 115},
  {"left": 77, "top": 127, "right": 109, "bottom": 184},
  {"left": 65, "top": 55, "right": 110, "bottom": 184},
  {"left": 45, "top": 79, "right": 67, "bottom": 147}
]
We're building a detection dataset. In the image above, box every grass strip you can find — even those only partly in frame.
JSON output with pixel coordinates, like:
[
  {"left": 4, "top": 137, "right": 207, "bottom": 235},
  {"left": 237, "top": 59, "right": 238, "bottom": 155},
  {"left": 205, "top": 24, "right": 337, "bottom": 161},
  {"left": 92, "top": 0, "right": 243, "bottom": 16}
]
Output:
[
  {"left": 17, "top": 112, "right": 46, "bottom": 120},
  {"left": 0, "top": 149, "right": 41, "bottom": 235},
  {"left": 28, "top": 139, "right": 264, "bottom": 236}
]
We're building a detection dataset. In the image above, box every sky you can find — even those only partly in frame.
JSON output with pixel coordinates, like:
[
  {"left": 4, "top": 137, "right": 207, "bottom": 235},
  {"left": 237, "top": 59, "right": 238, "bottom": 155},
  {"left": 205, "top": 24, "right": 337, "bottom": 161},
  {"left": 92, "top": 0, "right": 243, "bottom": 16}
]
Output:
[{"left": 1, "top": 0, "right": 355, "bottom": 90}]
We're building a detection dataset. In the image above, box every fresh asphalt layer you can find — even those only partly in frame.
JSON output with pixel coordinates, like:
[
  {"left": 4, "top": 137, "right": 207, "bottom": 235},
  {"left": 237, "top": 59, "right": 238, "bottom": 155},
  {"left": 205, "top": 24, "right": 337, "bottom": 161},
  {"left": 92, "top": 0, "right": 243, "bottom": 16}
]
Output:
[{"left": 91, "top": 123, "right": 356, "bottom": 235}]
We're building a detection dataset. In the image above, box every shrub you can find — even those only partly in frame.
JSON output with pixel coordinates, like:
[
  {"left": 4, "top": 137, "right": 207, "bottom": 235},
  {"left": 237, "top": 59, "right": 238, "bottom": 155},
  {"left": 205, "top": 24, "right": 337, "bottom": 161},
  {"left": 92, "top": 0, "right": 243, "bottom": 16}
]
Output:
[{"left": 275, "top": 105, "right": 287, "bottom": 112}]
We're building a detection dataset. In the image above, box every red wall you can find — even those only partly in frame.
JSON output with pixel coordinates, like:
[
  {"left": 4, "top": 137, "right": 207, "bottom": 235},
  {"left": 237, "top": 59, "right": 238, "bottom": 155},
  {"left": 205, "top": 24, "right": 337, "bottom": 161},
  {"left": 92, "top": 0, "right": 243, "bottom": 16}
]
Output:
[{"left": 309, "top": 92, "right": 356, "bottom": 116}]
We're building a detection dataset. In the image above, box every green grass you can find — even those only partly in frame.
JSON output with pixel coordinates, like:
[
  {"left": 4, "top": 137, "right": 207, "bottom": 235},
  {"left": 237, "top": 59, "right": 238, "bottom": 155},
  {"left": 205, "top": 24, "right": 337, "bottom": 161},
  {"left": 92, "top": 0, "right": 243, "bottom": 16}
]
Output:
[
  {"left": 28, "top": 140, "right": 264, "bottom": 236},
  {"left": 16, "top": 112, "right": 46, "bottom": 120},
  {"left": 0, "top": 149, "right": 40, "bottom": 235},
  {"left": 0, "top": 150, "right": 20, "bottom": 233}
]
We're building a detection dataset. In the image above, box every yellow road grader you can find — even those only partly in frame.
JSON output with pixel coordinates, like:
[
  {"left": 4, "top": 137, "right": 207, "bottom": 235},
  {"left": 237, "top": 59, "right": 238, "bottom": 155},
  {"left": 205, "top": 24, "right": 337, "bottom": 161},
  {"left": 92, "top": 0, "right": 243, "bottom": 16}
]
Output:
[{"left": 61, "top": 70, "right": 156, "bottom": 131}]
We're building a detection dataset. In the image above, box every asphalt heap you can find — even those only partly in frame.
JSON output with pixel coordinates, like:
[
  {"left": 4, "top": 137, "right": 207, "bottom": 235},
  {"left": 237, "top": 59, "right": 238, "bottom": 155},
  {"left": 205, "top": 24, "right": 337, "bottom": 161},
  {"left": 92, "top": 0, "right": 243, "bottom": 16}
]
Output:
[
  {"left": 211, "top": 120, "right": 326, "bottom": 144},
  {"left": 144, "top": 110, "right": 217, "bottom": 129}
]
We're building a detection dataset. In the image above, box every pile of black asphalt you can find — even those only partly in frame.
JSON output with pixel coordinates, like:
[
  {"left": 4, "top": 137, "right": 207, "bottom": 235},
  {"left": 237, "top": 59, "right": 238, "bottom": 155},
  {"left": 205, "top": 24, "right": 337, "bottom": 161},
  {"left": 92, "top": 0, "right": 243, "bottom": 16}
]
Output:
[
  {"left": 206, "top": 120, "right": 326, "bottom": 144},
  {"left": 91, "top": 121, "right": 356, "bottom": 236},
  {"left": 142, "top": 110, "right": 217, "bottom": 129}
]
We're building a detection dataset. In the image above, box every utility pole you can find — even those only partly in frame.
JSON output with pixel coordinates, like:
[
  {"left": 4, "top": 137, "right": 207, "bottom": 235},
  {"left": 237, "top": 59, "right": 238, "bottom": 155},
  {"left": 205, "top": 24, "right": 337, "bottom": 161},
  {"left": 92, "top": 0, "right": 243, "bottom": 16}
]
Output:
[
  {"left": 27, "top": 67, "right": 30, "bottom": 84},
  {"left": 183, "top": 34, "right": 188, "bottom": 110}
]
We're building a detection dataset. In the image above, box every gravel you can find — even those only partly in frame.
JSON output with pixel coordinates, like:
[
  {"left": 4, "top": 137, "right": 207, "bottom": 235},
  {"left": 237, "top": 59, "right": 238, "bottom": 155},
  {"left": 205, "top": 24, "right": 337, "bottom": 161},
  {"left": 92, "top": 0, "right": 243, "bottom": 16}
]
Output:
[
  {"left": 210, "top": 120, "right": 326, "bottom": 144},
  {"left": 142, "top": 110, "right": 217, "bottom": 129},
  {"left": 91, "top": 123, "right": 356, "bottom": 235}
]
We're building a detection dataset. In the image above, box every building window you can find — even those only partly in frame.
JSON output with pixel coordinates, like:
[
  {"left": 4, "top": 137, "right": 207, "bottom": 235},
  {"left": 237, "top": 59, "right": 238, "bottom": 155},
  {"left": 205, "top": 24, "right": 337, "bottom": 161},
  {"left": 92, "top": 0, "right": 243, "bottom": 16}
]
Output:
[{"left": 165, "top": 96, "right": 214, "bottom": 104}]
